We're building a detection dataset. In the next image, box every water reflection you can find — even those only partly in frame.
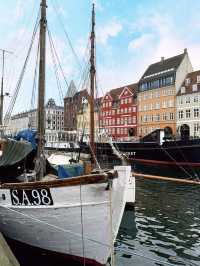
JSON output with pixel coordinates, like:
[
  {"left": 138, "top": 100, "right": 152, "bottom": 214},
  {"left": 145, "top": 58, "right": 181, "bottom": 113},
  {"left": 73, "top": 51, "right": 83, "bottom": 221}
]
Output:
[{"left": 116, "top": 178, "right": 200, "bottom": 266}]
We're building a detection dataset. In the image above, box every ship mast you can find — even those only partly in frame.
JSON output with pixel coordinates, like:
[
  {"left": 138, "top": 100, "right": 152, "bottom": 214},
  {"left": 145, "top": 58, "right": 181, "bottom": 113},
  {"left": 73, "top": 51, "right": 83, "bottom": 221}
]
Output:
[
  {"left": 37, "top": 0, "right": 47, "bottom": 178},
  {"left": 0, "top": 49, "right": 12, "bottom": 129},
  {"left": 89, "top": 3, "right": 96, "bottom": 155}
]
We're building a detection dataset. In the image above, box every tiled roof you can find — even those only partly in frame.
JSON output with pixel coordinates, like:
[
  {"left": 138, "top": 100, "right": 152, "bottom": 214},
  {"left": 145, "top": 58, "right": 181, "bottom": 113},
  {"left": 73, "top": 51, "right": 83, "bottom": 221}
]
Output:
[
  {"left": 177, "top": 70, "right": 200, "bottom": 96},
  {"left": 107, "top": 83, "right": 138, "bottom": 101},
  {"left": 140, "top": 52, "right": 186, "bottom": 81}
]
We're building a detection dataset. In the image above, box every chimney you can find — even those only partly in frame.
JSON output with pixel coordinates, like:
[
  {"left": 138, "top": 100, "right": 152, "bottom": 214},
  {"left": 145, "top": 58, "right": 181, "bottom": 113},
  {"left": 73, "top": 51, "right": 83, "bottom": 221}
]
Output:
[
  {"left": 161, "top": 56, "right": 164, "bottom": 62},
  {"left": 184, "top": 48, "right": 187, "bottom": 54}
]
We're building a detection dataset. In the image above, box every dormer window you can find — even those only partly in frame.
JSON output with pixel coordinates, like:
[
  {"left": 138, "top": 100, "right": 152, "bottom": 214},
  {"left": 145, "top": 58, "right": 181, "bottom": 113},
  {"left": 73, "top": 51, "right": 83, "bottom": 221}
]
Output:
[
  {"left": 197, "top": 75, "right": 200, "bottom": 83},
  {"left": 181, "top": 86, "right": 185, "bottom": 94},
  {"left": 185, "top": 78, "right": 190, "bottom": 85},
  {"left": 193, "top": 84, "right": 198, "bottom": 92}
]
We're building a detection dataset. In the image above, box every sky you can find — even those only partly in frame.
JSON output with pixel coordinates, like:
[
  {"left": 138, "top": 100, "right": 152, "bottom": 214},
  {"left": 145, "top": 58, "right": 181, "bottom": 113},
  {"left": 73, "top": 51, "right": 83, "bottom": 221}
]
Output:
[{"left": 0, "top": 0, "right": 200, "bottom": 115}]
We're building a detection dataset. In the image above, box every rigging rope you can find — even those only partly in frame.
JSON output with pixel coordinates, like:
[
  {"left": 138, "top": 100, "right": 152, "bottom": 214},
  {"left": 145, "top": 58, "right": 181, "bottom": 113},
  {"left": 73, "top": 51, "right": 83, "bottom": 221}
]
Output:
[
  {"left": 51, "top": 0, "right": 82, "bottom": 71},
  {"left": 4, "top": 12, "right": 40, "bottom": 126},
  {"left": 31, "top": 36, "right": 40, "bottom": 111},
  {"left": 47, "top": 26, "right": 65, "bottom": 105}
]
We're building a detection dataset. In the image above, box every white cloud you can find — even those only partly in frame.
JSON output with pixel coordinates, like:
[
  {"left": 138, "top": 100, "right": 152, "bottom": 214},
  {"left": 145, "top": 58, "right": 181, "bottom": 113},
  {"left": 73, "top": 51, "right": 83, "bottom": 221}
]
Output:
[
  {"left": 97, "top": 19, "right": 122, "bottom": 45},
  {"left": 128, "top": 11, "right": 200, "bottom": 72},
  {"left": 128, "top": 34, "right": 154, "bottom": 51},
  {"left": 97, "top": 10, "right": 200, "bottom": 93}
]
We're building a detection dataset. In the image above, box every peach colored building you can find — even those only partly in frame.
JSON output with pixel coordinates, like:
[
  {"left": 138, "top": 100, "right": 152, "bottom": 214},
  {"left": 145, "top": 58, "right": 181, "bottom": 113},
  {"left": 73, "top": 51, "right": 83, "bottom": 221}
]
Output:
[{"left": 137, "top": 49, "right": 193, "bottom": 137}]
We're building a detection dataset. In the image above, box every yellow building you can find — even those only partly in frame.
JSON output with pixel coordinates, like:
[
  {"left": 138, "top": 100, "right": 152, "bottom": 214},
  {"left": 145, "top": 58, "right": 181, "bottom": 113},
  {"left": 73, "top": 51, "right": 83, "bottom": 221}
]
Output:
[
  {"left": 77, "top": 98, "right": 100, "bottom": 141},
  {"left": 138, "top": 49, "right": 193, "bottom": 137}
]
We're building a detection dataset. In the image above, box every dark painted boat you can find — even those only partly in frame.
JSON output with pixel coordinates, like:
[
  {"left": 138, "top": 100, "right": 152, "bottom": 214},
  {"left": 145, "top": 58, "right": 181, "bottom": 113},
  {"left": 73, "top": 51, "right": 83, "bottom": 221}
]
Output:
[{"left": 92, "top": 129, "right": 200, "bottom": 180}]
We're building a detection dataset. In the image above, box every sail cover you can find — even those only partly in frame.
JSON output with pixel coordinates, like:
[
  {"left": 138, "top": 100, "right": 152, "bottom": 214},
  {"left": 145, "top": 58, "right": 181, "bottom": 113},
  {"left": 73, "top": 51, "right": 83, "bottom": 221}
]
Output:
[{"left": 0, "top": 139, "right": 33, "bottom": 167}]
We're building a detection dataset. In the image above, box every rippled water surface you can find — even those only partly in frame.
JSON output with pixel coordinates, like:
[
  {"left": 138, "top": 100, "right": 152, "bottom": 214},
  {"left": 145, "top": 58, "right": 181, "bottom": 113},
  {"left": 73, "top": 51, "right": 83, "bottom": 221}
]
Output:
[
  {"left": 8, "top": 177, "right": 200, "bottom": 265},
  {"left": 115, "top": 177, "right": 200, "bottom": 266}
]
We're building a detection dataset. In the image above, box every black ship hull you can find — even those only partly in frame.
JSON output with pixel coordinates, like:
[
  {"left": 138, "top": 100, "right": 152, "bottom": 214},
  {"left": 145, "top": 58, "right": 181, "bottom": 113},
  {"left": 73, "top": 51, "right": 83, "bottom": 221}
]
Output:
[{"left": 92, "top": 139, "right": 200, "bottom": 179}]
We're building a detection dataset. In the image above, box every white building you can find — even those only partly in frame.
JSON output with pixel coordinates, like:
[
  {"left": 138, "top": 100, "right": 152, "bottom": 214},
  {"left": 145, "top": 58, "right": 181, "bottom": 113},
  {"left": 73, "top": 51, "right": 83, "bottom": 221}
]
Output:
[
  {"left": 9, "top": 98, "right": 65, "bottom": 144},
  {"left": 176, "top": 70, "right": 200, "bottom": 138}
]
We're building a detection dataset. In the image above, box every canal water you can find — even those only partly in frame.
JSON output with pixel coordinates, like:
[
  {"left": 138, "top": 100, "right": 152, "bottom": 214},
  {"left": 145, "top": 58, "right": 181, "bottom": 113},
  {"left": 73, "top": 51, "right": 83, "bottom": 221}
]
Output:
[{"left": 8, "top": 177, "right": 200, "bottom": 266}]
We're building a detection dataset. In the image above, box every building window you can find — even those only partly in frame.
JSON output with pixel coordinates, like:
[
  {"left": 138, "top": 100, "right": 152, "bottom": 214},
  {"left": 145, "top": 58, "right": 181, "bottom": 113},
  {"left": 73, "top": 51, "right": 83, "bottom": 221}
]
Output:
[
  {"left": 179, "top": 110, "right": 184, "bottom": 119},
  {"left": 185, "top": 78, "right": 190, "bottom": 85},
  {"left": 155, "top": 114, "right": 160, "bottom": 121},
  {"left": 186, "top": 109, "right": 190, "bottom": 118},
  {"left": 194, "top": 108, "right": 199, "bottom": 118},
  {"left": 155, "top": 102, "right": 160, "bottom": 109},
  {"left": 192, "top": 84, "right": 198, "bottom": 92},
  {"left": 162, "top": 101, "right": 166, "bottom": 108},
  {"left": 169, "top": 113, "right": 174, "bottom": 120},
  {"left": 163, "top": 113, "right": 168, "bottom": 120},
  {"left": 197, "top": 75, "right": 200, "bottom": 83},
  {"left": 194, "top": 96, "right": 198, "bottom": 103},
  {"left": 186, "top": 97, "right": 190, "bottom": 103},
  {"left": 181, "top": 87, "right": 185, "bottom": 94}
]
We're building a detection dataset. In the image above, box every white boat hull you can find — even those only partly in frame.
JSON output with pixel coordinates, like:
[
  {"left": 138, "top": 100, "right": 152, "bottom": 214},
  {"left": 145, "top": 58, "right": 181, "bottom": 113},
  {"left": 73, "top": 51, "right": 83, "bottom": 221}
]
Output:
[{"left": 0, "top": 166, "right": 131, "bottom": 265}]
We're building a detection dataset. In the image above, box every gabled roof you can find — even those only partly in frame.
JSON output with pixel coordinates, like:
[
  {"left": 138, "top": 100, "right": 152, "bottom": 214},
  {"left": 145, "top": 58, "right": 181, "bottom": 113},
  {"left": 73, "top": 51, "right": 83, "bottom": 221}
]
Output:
[
  {"left": 140, "top": 51, "right": 186, "bottom": 81},
  {"left": 177, "top": 70, "right": 200, "bottom": 96},
  {"left": 104, "top": 83, "right": 138, "bottom": 101}
]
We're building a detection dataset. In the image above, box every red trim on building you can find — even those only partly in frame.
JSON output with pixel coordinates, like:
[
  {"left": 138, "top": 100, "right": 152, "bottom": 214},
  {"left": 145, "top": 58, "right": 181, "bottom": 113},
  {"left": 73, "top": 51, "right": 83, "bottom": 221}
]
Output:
[{"left": 99, "top": 84, "right": 138, "bottom": 140}]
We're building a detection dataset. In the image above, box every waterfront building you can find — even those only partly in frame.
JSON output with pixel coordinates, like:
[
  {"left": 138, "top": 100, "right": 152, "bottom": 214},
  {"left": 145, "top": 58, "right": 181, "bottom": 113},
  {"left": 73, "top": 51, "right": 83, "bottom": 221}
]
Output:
[
  {"left": 137, "top": 49, "right": 193, "bottom": 137},
  {"left": 9, "top": 98, "right": 64, "bottom": 144},
  {"left": 64, "top": 80, "right": 88, "bottom": 131},
  {"left": 99, "top": 84, "right": 138, "bottom": 141},
  {"left": 176, "top": 70, "right": 200, "bottom": 138},
  {"left": 77, "top": 97, "right": 101, "bottom": 141}
]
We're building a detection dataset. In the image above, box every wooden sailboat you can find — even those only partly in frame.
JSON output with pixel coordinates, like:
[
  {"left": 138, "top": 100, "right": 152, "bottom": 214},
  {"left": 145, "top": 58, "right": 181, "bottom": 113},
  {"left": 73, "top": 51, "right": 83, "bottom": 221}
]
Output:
[{"left": 0, "top": 1, "right": 132, "bottom": 265}]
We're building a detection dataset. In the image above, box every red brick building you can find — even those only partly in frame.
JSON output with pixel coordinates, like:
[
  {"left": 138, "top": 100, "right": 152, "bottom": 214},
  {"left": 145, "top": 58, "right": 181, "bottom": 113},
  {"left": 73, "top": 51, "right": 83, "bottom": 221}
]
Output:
[{"left": 99, "top": 83, "right": 138, "bottom": 140}]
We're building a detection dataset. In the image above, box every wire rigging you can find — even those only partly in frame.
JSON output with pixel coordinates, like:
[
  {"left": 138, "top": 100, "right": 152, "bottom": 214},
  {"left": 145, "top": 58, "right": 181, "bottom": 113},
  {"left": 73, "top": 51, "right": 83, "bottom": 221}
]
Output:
[
  {"left": 31, "top": 35, "right": 40, "bottom": 111},
  {"left": 51, "top": 0, "right": 82, "bottom": 72},
  {"left": 47, "top": 26, "right": 65, "bottom": 105},
  {"left": 4, "top": 10, "right": 40, "bottom": 126}
]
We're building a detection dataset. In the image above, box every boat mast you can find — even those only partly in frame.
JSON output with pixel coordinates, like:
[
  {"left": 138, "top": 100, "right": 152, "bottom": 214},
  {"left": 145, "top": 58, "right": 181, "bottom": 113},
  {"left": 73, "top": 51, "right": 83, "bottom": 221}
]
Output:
[
  {"left": 37, "top": 0, "right": 47, "bottom": 177},
  {"left": 89, "top": 3, "right": 96, "bottom": 155},
  {"left": 0, "top": 49, "right": 12, "bottom": 128}
]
